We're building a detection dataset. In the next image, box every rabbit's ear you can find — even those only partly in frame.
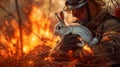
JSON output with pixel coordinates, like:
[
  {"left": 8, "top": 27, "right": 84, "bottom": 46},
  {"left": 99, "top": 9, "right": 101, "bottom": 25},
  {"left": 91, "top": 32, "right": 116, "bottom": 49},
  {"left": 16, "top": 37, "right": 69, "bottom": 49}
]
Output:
[
  {"left": 55, "top": 11, "right": 67, "bottom": 26},
  {"left": 60, "top": 11, "right": 66, "bottom": 25},
  {"left": 60, "top": 11, "right": 64, "bottom": 20}
]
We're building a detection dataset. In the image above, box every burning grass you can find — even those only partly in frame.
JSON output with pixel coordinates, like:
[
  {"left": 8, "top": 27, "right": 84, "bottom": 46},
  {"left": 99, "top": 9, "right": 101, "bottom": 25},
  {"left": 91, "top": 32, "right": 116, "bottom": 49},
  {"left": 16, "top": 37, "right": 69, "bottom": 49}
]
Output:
[{"left": 0, "top": 2, "right": 59, "bottom": 67}]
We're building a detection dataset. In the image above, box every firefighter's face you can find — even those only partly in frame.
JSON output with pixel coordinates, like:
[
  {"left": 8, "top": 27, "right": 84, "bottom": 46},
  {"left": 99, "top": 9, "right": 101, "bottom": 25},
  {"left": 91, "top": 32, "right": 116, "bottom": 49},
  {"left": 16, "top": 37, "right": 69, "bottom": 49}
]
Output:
[
  {"left": 71, "top": 6, "right": 87, "bottom": 20},
  {"left": 72, "top": 8, "right": 80, "bottom": 18}
]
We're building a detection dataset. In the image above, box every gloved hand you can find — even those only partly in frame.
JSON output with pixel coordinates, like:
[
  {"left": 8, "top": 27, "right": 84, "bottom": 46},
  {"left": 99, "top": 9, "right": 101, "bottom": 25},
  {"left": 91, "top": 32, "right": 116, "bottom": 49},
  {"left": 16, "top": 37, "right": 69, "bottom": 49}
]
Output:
[{"left": 59, "top": 33, "right": 82, "bottom": 51}]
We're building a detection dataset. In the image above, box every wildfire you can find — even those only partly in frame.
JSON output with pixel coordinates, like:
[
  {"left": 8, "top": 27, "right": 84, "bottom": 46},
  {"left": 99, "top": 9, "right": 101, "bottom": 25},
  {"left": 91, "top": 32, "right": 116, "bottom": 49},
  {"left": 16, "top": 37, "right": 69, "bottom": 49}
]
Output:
[
  {"left": 0, "top": 5, "right": 59, "bottom": 58},
  {"left": 0, "top": 0, "right": 97, "bottom": 66},
  {"left": 23, "top": 6, "right": 58, "bottom": 54}
]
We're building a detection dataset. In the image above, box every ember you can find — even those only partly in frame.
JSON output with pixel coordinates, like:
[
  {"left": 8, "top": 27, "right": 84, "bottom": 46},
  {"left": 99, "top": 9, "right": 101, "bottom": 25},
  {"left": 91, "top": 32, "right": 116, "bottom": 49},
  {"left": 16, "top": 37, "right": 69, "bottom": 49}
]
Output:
[
  {"left": 44, "top": 56, "right": 54, "bottom": 61},
  {"left": 83, "top": 45, "right": 94, "bottom": 55}
]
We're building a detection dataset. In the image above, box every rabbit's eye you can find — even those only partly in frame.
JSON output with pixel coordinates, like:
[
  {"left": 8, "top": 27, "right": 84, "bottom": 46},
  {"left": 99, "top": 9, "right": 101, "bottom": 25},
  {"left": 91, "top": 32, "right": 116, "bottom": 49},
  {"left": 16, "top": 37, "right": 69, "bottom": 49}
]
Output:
[{"left": 58, "top": 26, "right": 61, "bottom": 30}]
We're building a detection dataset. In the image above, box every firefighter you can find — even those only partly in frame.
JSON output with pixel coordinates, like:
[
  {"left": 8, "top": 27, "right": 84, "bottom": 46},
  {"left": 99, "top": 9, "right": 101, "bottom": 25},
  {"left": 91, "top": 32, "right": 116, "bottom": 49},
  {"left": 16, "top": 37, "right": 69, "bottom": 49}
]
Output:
[{"left": 59, "top": 0, "right": 120, "bottom": 66}]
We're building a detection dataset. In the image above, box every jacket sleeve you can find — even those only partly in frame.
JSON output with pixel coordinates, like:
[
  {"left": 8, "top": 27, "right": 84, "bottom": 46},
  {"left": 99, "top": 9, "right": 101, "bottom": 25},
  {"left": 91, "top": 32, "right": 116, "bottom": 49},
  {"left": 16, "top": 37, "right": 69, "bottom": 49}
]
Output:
[
  {"left": 99, "top": 19, "right": 120, "bottom": 55},
  {"left": 101, "top": 19, "right": 120, "bottom": 45},
  {"left": 102, "top": 19, "right": 120, "bottom": 32}
]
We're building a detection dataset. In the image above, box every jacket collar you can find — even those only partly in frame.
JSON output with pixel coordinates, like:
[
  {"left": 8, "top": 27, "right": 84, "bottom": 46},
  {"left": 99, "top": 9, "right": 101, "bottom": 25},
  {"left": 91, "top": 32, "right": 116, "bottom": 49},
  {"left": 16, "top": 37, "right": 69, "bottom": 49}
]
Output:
[{"left": 86, "top": 9, "right": 108, "bottom": 29}]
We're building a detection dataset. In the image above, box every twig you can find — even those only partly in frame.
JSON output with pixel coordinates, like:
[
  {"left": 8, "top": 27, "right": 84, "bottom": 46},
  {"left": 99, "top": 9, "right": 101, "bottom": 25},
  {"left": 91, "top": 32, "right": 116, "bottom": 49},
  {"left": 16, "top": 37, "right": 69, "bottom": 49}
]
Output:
[
  {"left": 15, "top": 0, "right": 24, "bottom": 57},
  {"left": 0, "top": 4, "right": 17, "bottom": 20}
]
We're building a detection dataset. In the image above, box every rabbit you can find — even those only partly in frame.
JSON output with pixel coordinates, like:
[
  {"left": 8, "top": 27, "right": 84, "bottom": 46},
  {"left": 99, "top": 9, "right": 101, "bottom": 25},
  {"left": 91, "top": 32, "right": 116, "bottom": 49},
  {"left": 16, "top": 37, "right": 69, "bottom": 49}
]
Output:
[
  {"left": 49, "top": 12, "right": 98, "bottom": 56},
  {"left": 54, "top": 11, "right": 98, "bottom": 48},
  {"left": 54, "top": 21, "right": 98, "bottom": 47}
]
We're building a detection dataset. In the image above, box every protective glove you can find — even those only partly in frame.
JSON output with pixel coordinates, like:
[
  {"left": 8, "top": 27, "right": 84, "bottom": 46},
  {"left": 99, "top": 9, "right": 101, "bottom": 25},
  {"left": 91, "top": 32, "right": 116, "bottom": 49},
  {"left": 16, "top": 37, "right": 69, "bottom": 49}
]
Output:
[{"left": 59, "top": 33, "right": 82, "bottom": 51}]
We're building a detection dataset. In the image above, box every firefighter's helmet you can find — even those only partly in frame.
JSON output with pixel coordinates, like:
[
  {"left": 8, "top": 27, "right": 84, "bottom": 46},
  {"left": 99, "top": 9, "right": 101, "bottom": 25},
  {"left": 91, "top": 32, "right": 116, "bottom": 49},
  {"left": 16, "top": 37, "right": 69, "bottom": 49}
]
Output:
[{"left": 63, "top": 0, "right": 105, "bottom": 11}]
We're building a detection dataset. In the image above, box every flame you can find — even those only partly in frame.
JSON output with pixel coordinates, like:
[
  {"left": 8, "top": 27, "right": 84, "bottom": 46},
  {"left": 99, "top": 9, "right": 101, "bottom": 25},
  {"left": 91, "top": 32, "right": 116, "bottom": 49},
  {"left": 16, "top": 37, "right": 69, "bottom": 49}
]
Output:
[
  {"left": 82, "top": 45, "right": 94, "bottom": 56},
  {"left": 0, "top": 19, "right": 20, "bottom": 58},
  {"left": 22, "top": 6, "right": 58, "bottom": 54},
  {"left": 28, "top": 60, "right": 34, "bottom": 65},
  {"left": 0, "top": 5, "right": 58, "bottom": 57},
  {"left": 44, "top": 56, "right": 54, "bottom": 61},
  {"left": 67, "top": 50, "right": 74, "bottom": 59},
  {"left": 68, "top": 59, "right": 78, "bottom": 67}
]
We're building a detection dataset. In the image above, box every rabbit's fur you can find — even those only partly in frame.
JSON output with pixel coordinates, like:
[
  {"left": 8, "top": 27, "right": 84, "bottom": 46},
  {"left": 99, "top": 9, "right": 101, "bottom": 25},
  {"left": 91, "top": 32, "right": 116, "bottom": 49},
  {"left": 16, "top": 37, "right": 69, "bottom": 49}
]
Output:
[
  {"left": 54, "top": 21, "right": 98, "bottom": 47},
  {"left": 51, "top": 12, "right": 98, "bottom": 54}
]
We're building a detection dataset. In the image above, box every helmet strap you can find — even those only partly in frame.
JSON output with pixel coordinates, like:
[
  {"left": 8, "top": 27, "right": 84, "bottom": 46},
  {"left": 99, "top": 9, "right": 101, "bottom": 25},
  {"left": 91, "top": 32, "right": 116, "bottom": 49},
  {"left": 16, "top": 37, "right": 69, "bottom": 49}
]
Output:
[{"left": 82, "top": 3, "right": 91, "bottom": 25}]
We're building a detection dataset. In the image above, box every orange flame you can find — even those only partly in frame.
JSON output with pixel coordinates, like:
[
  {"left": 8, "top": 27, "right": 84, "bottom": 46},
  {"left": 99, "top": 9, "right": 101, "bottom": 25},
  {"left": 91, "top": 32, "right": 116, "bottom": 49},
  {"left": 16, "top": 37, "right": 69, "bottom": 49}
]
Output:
[
  {"left": 67, "top": 50, "right": 74, "bottom": 59},
  {"left": 44, "top": 56, "right": 54, "bottom": 62},
  {"left": 22, "top": 6, "right": 58, "bottom": 54},
  {"left": 0, "top": 5, "right": 58, "bottom": 56},
  {"left": 82, "top": 45, "right": 94, "bottom": 56}
]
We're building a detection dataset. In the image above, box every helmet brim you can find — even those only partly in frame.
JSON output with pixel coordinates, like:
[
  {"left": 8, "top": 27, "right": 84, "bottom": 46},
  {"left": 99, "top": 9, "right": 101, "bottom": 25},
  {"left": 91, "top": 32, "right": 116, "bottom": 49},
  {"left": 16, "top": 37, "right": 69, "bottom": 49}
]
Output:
[{"left": 63, "top": 1, "right": 87, "bottom": 11}]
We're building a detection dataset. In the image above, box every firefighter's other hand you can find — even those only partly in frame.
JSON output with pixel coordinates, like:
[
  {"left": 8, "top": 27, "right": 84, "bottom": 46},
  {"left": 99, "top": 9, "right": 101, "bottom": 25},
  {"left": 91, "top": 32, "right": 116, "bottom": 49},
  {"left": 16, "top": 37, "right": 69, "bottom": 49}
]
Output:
[{"left": 60, "top": 33, "right": 81, "bottom": 51}]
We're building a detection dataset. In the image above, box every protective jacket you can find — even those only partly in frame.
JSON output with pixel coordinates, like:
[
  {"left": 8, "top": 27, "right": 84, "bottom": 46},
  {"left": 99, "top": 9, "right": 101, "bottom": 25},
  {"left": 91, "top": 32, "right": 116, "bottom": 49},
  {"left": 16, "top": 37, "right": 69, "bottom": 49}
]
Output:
[{"left": 85, "top": 9, "right": 120, "bottom": 65}]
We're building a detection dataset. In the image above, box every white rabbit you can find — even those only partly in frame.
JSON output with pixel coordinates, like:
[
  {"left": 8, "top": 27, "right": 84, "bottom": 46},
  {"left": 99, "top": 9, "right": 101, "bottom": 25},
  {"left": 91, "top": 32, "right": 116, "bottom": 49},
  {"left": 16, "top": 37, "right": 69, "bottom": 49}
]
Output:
[{"left": 54, "top": 11, "right": 98, "bottom": 48}]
